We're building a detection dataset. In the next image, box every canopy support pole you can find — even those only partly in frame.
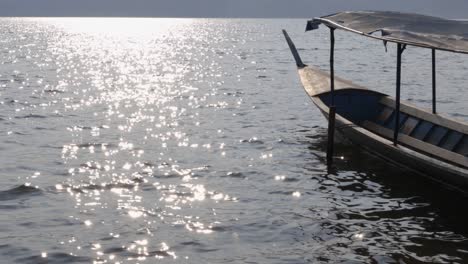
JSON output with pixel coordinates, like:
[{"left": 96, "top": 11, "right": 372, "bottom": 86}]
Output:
[
  {"left": 327, "top": 27, "right": 336, "bottom": 167},
  {"left": 394, "top": 43, "right": 405, "bottom": 146},
  {"left": 432, "top": 49, "right": 437, "bottom": 114}
]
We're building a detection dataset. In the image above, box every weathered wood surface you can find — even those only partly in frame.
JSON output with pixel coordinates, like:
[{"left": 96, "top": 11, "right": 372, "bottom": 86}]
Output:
[
  {"left": 363, "top": 120, "right": 468, "bottom": 168},
  {"left": 380, "top": 96, "right": 468, "bottom": 134},
  {"left": 298, "top": 66, "right": 368, "bottom": 96},
  {"left": 400, "top": 117, "right": 420, "bottom": 135}
]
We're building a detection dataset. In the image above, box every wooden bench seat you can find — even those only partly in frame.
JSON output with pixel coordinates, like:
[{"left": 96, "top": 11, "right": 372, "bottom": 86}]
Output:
[
  {"left": 362, "top": 120, "right": 468, "bottom": 168},
  {"left": 379, "top": 96, "right": 468, "bottom": 135}
]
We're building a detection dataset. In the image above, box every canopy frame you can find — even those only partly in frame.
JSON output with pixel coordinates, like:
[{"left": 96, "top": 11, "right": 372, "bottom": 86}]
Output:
[
  {"left": 308, "top": 12, "right": 468, "bottom": 55},
  {"left": 327, "top": 27, "right": 336, "bottom": 166},
  {"left": 432, "top": 49, "right": 437, "bottom": 114},
  {"left": 304, "top": 11, "right": 467, "bottom": 147},
  {"left": 394, "top": 43, "right": 406, "bottom": 145}
]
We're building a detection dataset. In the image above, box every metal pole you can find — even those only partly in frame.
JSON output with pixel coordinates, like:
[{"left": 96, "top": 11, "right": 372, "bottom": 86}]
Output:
[
  {"left": 394, "top": 43, "right": 403, "bottom": 146},
  {"left": 330, "top": 28, "right": 335, "bottom": 106},
  {"left": 432, "top": 48, "right": 437, "bottom": 114},
  {"left": 327, "top": 27, "right": 336, "bottom": 166}
]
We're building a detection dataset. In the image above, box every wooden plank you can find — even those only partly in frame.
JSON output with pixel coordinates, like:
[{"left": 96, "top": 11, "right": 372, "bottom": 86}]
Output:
[
  {"left": 422, "top": 125, "right": 436, "bottom": 141},
  {"left": 440, "top": 131, "right": 464, "bottom": 151},
  {"left": 298, "top": 66, "right": 368, "bottom": 97},
  {"left": 425, "top": 126, "right": 449, "bottom": 146},
  {"left": 362, "top": 120, "right": 468, "bottom": 168},
  {"left": 411, "top": 121, "right": 434, "bottom": 141},
  {"left": 380, "top": 96, "right": 468, "bottom": 135},
  {"left": 385, "top": 112, "right": 408, "bottom": 130},
  {"left": 400, "top": 117, "right": 419, "bottom": 135},
  {"left": 454, "top": 136, "right": 468, "bottom": 156},
  {"left": 376, "top": 107, "right": 393, "bottom": 125}
]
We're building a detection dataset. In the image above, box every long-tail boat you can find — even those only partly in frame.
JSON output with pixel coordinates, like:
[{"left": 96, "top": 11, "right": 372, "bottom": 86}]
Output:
[{"left": 283, "top": 11, "right": 468, "bottom": 191}]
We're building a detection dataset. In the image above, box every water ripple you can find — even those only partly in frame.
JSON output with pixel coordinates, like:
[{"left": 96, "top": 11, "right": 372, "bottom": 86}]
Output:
[
  {"left": 0, "top": 17, "right": 467, "bottom": 264},
  {"left": 0, "top": 184, "right": 42, "bottom": 201}
]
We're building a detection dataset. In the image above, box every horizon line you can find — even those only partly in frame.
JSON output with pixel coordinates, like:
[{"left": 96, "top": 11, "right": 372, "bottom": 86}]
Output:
[{"left": 0, "top": 15, "right": 312, "bottom": 19}]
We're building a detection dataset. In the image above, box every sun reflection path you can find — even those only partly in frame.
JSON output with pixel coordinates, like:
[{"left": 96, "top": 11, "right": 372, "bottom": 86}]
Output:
[{"left": 40, "top": 18, "right": 241, "bottom": 262}]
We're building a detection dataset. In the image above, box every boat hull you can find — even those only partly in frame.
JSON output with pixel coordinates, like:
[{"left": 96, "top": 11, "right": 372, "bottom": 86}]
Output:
[
  {"left": 316, "top": 102, "right": 468, "bottom": 191},
  {"left": 282, "top": 30, "right": 468, "bottom": 192},
  {"left": 282, "top": 29, "right": 468, "bottom": 192},
  {"left": 303, "top": 69, "right": 468, "bottom": 192}
]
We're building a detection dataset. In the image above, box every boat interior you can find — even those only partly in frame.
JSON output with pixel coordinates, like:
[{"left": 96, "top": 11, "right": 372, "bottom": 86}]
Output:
[{"left": 318, "top": 89, "right": 468, "bottom": 168}]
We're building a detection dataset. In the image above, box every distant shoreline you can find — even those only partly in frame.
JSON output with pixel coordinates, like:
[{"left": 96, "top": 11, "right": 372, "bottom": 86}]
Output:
[{"left": 0, "top": 16, "right": 311, "bottom": 19}]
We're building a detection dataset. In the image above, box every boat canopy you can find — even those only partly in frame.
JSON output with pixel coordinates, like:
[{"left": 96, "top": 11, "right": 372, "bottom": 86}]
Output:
[{"left": 307, "top": 11, "right": 468, "bottom": 54}]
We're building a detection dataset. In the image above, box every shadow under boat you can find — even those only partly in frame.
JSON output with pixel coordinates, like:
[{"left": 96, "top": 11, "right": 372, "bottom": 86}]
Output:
[{"left": 306, "top": 130, "right": 468, "bottom": 238}]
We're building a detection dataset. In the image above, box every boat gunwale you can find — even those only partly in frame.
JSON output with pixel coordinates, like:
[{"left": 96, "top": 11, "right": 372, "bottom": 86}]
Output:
[{"left": 379, "top": 96, "right": 468, "bottom": 135}]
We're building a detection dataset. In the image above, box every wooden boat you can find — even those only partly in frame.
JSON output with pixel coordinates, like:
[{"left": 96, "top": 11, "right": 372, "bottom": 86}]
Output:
[{"left": 283, "top": 11, "right": 468, "bottom": 191}]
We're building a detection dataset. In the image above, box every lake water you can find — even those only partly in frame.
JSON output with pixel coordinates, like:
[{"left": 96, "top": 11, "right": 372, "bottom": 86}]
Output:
[{"left": 0, "top": 18, "right": 468, "bottom": 263}]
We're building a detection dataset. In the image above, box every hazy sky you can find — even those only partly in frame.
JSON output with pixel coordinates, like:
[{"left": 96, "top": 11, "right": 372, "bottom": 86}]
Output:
[{"left": 1, "top": 0, "right": 467, "bottom": 18}]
